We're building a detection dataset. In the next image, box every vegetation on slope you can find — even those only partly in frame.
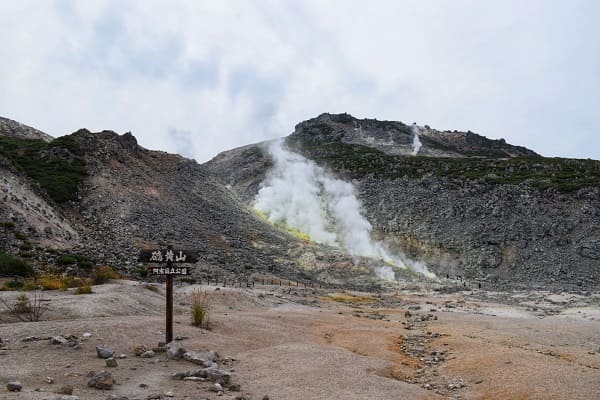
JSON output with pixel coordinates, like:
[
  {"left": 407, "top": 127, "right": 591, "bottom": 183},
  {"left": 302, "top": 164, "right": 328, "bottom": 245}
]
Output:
[
  {"left": 288, "top": 137, "right": 600, "bottom": 192},
  {"left": 0, "top": 135, "right": 87, "bottom": 203}
]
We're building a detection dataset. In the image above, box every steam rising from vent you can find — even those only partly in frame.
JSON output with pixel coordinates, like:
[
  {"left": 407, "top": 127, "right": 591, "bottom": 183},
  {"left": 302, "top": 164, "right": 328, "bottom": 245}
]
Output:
[
  {"left": 254, "top": 140, "right": 435, "bottom": 280},
  {"left": 411, "top": 123, "right": 422, "bottom": 155}
]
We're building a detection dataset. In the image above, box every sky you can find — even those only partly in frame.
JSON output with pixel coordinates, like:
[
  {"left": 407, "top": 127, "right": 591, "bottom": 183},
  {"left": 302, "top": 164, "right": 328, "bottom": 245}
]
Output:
[{"left": 1, "top": 0, "right": 599, "bottom": 162}]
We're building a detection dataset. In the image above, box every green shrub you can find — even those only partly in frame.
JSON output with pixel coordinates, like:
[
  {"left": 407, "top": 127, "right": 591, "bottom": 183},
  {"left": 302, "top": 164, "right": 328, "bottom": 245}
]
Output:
[
  {"left": 74, "top": 254, "right": 93, "bottom": 268},
  {"left": 1, "top": 221, "right": 15, "bottom": 231},
  {"left": 19, "top": 241, "right": 33, "bottom": 251},
  {"left": 0, "top": 251, "right": 34, "bottom": 276},
  {"left": 0, "top": 136, "right": 87, "bottom": 204},
  {"left": 57, "top": 254, "right": 77, "bottom": 265},
  {"left": 14, "top": 232, "right": 28, "bottom": 240}
]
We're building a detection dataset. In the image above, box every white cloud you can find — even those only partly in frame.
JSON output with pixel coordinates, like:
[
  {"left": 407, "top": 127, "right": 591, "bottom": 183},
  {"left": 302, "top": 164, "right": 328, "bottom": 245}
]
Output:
[{"left": 0, "top": 0, "right": 598, "bottom": 161}]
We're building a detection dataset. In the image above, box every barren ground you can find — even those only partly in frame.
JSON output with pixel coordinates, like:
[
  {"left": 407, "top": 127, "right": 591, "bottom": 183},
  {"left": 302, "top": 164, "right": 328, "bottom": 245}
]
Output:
[{"left": 0, "top": 280, "right": 598, "bottom": 400}]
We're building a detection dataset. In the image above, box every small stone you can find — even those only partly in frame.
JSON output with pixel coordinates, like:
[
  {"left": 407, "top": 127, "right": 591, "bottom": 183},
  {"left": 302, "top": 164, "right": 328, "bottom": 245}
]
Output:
[
  {"left": 6, "top": 381, "right": 22, "bottom": 392},
  {"left": 209, "top": 383, "right": 223, "bottom": 392},
  {"left": 182, "top": 376, "right": 205, "bottom": 381},
  {"left": 87, "top": 370, "right": 114, "bottom": 390},
  {"left": 105, "top": 396, "right": 129, "bottom": 400},
  {"left": 57, "top": 385, "right": 74, "bottom": 395},
  {"left": 174, "top": 335, "right": 188, "bottom": 341},
  {"left": 83, "top": 332, "right": 92, "bottom": 338},
  {"left": 106, "top": 357, "right": 118, "bottom": 368},
  {"left": 140, "top": 350, "right": 155, "bottom": 358},
  {"left": 146, "top": 394, "right": 162, "bottom": 400},
  {"left": 118, "top": 354, "right": 127, "bottom": 359},
  {"left": 96, "top": 344, "right": 114, "bottom": 359},
  {"left": 59, "top": 396, "right": 80, "bottom": 400},
  {"left": 45, "top": 376, "right": 54, "bottom": 384},
  {"left": 164, "top": 391, "right": 174, "bottom": 397},
  {"left": 262, "top": 396, "right": 270, "bottom": 400}
]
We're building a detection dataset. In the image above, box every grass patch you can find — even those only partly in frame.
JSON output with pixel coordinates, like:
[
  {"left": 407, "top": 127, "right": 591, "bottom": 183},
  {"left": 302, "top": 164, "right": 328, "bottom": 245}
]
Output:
[
  {"left": 93, "top": 265, "right": 120, "bottom": 284},
  {"left": 191, "top": 289, "right": 211, "bottom": 328},
  {"left": 143, "top": 284, "right": 159, "bottom": 292},
  {"left": 74, "top": 285, "right": 93, "bottom": 294},
  {"left": 323, "top": 292, "right": 377, "bottom": 304},
  {"left": 0, "top": 135, "right": 87, "bottom": 203}
]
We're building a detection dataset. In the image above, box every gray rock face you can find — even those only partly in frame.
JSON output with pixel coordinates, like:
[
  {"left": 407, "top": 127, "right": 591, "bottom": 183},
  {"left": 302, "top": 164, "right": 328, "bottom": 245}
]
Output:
[
  {"left": 87, "top": 370, "right": 114, "bottom": 390},
  {"left": 96, "top": 344, "right": 114, "bottom": 359}
]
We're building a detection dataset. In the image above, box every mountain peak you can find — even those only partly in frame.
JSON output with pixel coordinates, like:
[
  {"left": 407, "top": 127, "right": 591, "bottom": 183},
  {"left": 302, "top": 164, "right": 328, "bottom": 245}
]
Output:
[{"left": 292, "top": 113, "right": 538, "bottom": 158}]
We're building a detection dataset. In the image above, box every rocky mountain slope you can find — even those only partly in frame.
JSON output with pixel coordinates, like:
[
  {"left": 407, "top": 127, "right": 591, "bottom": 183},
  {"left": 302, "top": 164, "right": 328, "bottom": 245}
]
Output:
[
  {"left": 0, "top": 120, "right": 401, "bottom": 289},
  {"left": 207, "top": 113, "right": 600, "bottom": 290}
]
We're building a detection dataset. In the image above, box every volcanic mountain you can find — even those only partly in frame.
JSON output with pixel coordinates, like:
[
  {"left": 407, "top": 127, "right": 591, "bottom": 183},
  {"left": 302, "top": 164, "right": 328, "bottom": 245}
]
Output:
[{"left": 1, "top": 113, "right": 599, "bottom": 290}]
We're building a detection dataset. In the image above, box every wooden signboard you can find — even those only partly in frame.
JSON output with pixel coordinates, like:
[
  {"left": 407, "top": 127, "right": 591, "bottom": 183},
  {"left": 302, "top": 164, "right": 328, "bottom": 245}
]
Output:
[{"left": 138, "top": 247, "right": 198, "bottom": 343}]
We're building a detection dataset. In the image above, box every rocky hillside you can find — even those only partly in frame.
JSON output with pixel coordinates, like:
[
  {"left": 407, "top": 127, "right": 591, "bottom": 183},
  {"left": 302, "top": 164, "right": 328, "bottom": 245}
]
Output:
[
  {"left": 207, "top": 113, "right": 600, "bottom": 290},
  {"left": 0, "top": 120, "right": 400, "bottom": 289}
]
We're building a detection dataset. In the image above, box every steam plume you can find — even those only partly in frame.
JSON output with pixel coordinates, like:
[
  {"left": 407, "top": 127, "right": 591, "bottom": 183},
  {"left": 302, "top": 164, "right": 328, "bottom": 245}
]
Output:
[
  {"left": 254, "top": 140, "right": 435, "bottom": 280},
  {"left": 411, "top": 123, "right": 422, "bottom": 155}
]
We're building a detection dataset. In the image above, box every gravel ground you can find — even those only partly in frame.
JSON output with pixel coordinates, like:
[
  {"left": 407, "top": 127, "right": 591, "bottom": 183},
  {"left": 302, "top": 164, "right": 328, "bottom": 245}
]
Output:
[{"left": 0, "top": 281, "right": 598, "bottom": 399}]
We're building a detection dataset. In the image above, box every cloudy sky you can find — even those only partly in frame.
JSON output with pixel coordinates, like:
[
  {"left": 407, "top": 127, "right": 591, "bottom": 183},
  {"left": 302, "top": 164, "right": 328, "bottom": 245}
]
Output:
[{"left": 1, "top": 0, "right": 598, "bottom": 161}]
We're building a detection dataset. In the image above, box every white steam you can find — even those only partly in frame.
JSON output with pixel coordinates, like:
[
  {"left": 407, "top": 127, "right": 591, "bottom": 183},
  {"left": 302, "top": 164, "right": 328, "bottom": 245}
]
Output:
[
  {"left": 254, "top": 140, "right": 435, "bottom": 280},
  {"left": 411, "top": 123, "right": 422, "bottom": 155}
]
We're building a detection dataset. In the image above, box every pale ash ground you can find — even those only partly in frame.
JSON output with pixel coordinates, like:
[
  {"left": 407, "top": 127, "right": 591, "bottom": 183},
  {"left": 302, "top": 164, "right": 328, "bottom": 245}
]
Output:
[{"left": 0, "top": 281, "right": 598, "bottom": 400}]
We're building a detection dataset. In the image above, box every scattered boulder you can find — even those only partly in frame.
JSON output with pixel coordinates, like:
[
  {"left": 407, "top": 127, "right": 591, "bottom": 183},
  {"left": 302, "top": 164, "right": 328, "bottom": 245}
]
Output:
[
  {"left": 166, "top": 342, "right": 187, "bottom": 360},
  {"left": 6, "top": 381, "right": 22, "bottom": 392},
  {"left": 96, "top": 344, "right": 114, "bottom": 359},
  {"left": 87, "top": 370, "right": 114, "bottom": 390}
]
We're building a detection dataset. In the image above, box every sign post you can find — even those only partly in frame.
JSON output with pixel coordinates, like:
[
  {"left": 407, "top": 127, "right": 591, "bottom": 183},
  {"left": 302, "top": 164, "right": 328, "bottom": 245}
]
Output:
[{"left": 138, "top": 246, "right": 199, "bottom": 343}]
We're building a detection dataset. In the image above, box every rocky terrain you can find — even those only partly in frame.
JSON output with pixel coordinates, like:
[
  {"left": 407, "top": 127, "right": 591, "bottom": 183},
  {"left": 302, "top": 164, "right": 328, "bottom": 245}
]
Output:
[{"left": 207, "top": 113, "right": 600, "bottom": 290}]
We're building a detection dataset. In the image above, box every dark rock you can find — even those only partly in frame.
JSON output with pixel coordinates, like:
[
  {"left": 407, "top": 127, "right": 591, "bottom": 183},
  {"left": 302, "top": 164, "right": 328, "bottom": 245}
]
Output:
[{"left": 6, "top": 381, "right": 22, "bottom": 392}]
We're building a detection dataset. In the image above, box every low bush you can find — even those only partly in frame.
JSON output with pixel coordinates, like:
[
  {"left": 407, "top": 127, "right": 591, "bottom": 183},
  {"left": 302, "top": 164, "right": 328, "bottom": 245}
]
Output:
[
  {"left": 57, "top": 254, "right": 77, "bottom": 265},
  {"left": 0, "top": 251, "right": 34, "bottom": 277},
  {"left": 93, "top": 266, "right": 120, "bottom": 284}
]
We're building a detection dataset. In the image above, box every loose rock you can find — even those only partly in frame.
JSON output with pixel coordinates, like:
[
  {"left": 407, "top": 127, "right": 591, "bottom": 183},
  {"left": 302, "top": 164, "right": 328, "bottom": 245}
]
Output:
[
  {"left": 96, "top": 344, "right": 115, "bottom": 359},
  {"left": 106, "top": 357, "right": 118, "bottom": 368},
  {"left": 140, "top": 350, "right": 155, "bottom": 358},
  {"left": 87, "top": 370, "right": 115, "bottom": 390},
  {"left": 6, "top": 381, "right": 22, "bottom": 392}
]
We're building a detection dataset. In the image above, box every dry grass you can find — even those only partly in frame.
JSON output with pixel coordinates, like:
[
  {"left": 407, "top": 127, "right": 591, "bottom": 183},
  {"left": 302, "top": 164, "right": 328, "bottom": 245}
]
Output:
[
  {"left": 191, "top": 288, "right": 211, "bottom": 328},
  {"left": 322, "top": 291, "right": 377, "bottom": 304},
  {"left": 93, "top": 265, "right": 120, "bottom": 284},
  {"left": 0, "top": 291, "right": 48, "bottom": 321},
  {"left": 74, "top": 285, "right": 93, "bottom": 295}
]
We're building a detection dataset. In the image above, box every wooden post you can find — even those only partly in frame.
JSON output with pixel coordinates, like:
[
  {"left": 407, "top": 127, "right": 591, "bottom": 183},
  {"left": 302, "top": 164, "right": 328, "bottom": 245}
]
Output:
[{"left": 166, "top": 261, "right": 173, "bottom": 344}]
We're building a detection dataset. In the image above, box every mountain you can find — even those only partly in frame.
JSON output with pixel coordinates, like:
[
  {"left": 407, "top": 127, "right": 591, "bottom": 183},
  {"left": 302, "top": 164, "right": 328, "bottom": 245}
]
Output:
[
  {"left": 0, "top": 121, "right": 404, "bottom": 290},
  {"left": 207, "top": 113, "right": 600, "bottom": 290},
  {"left": 1, "top": 113, "right": 599, "bottom": 290}
]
